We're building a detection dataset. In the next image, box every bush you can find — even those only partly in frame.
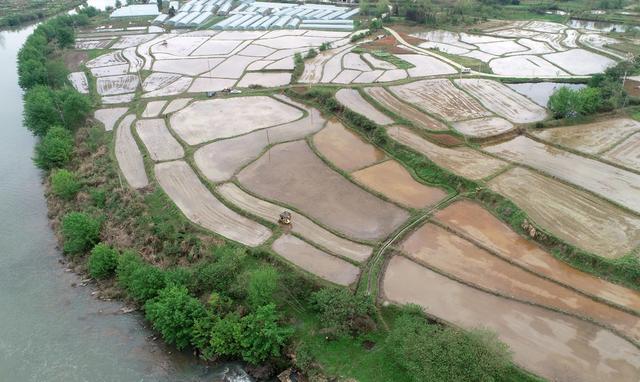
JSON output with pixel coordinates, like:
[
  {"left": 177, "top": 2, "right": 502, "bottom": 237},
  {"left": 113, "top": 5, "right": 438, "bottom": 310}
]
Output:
[
  {"left": 193, "top": 313, "right": 243, "bottom": 359},
  {"left": 387, "top": 307, "right": 512, "bottom": 382},
  {"left": 238, "top": 303, "right": 293, "bottom": 364},
  {"left": 145, "top": 285, "right": 207, "bottom": 350},
  {"left": 23, "top": 86, "right": 91, "bottom": 136},
  {"left": 193, "top": 304, "right": 292, "bottom": 364},
  {"left": 547, "top": 87, "right": 602, "bottom": 119},
  {"left": 189, "top": 247, "right": 245, "bottom": 295},
  {"left": 126, "top": 264, "right": 167, "bottom": 302},
  {"left": 247, "top": 266, "right": 279, "bottom": 308},
  {"left": 88, "top": 243, "right": 119, "bottom": 279},
  {"left": 61, "top": 212, "right": 101, "bottom": 255},
  {"left": 310, "top": 288, "right": 376, "bottom": 336},
  {"left": 23, "top": 85, "right": 62, "bottom": 136},
  {"left": 51, "top": 169, "right": 80, "bottom": 200},
  {"left": 305, "top": 48, "right": 318, "bottom": 59},
  {"left": 34, "top": 126, "right": 74, "bottom": 170}
]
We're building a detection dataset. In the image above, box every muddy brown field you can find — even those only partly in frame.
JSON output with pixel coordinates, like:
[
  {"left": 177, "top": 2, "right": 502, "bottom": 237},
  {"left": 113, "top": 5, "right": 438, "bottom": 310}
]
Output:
[
  {"left": 486, "top": 136, "right": 640, "bottom": 214},
  {"left": 217, "top": 183, "right": 372, "bottom": 263},
  {"left": 434, "top": 200, "right": 640, "bottom": 312},
  {"left": 313, "top": 121, "right": 385, "bottom": 172},
  {"left": 489, "top": 167, "right": 640, "bottom": 258},
  {"left": 237, "top": 140, "right": 409, "bottom": 241},
  {"left": 352, "top": 161, "right": 447, "bottom": 208},
  {"left": 400, "top": 223, "right": 640, "bottom": 341},
  {"left": 603, "top": 132, "right": 640, "bottom": 171},
  {"left": 532, "top": 118, "right": 640, "bottom": 154},
  {"left": 272, "top": 235, "right": 360, "bottom": 286},
  {"left": 383, "top": 256, "right": 640, "bottom": 382},
  {"left": 386, "top": 125, "right": 507, "bottom": 179}
]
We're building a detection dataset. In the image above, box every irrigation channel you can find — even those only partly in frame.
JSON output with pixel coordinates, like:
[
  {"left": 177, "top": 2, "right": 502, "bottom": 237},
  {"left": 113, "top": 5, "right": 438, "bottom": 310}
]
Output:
[{"left": 0, "top": 3, "right": 251, "bottom": 381}]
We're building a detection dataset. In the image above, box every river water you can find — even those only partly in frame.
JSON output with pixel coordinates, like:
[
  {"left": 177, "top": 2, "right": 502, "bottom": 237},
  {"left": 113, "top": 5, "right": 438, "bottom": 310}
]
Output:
[{"left": 0, "top": 6, "right": 249, "bottom": 382}]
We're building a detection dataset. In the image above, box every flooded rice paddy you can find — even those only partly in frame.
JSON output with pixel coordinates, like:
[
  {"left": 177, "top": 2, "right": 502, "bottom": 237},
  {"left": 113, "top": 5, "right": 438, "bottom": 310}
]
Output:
[
  {"left": 386, "top": 125, "right": 507, "bottom": 179},
  {"left": 237, "top": 140, "right": 409, "bottom": 241},
  {"left": 272, "top": 235, "right": 360, "bottom": 286},
  {"left": 383, "top": 256, "right": 640, "bottom": 382},
  {"left": 485, "top": 136, "right": 640, "bottom": 214},
  {"left": 489, "top": 167, "right": 640, "bottom": 258},
  {"left": 351, "top": 160, "right": 447, "bottom": 209},
  {"left": 435, "top": 200, "right": 640, "bottom": 312},
  {"left": 313, "top": 120, "right": 385, "bottom": 172}
]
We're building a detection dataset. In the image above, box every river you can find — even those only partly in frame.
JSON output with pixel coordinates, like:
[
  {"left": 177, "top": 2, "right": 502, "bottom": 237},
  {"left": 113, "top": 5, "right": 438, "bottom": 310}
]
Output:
[{"left": 0, "top": 5, "right": 249, "bottom": 382}]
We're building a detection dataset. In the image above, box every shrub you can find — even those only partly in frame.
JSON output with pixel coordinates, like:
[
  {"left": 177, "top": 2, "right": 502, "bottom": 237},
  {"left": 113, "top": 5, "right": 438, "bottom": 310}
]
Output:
[
  {"left": 127, "top": 264, "right": 167, "bottom": 302},
  {"left": 61, "top": 212, "right": 101, "bottom": 255},
  {"left": 23, "top": 86, "right": 91, "bottom": 136},
  {"left": 238, "top": 303, "right": 293, "bottom": 364},
  {"left": 193, "top": 313, "right": 243, "bottom": 359},
  {"left": 387, "top": 307, "right": 512, "bottom": 382},
  {"left": 189, "top": 247, "right": 245, "bottom": 295},
  {"left": 88, "top": 243, "right": 119, "bottom": 279},
  {"left": 145, "top": 285, "right": 207, "bottom": 350},
  {"left": 33, "top": 126, "right": 74, "bottom": 170},
  {"left": 548, "top": 87, "right": 602, "bottom": 119},
  {"left": 310, "top": 288, "right": 376, "bottom": 336},
  {"left": 247, "top": 266, "right": 279, "bottom": 308},
  {"left": 115, "top": 251, "right": 167, "bottom": 302},
  {"left": 58, "top": 88, "right": 92, "bottom": 130},
  {"left": 305, "top": 48, "right": 318, "bottom": 59},
  {"left": 51, "top": 169, "right": 80, "bottom": 200},
  {"left": 23, "top": 85, "right": 62, "bottom": 136}
]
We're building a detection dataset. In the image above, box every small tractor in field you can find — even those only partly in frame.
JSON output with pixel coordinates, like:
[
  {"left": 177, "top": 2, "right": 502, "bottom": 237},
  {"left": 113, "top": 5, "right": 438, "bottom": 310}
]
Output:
[{"left": 279, "top": 211, "right": 292, "bottom": 225}]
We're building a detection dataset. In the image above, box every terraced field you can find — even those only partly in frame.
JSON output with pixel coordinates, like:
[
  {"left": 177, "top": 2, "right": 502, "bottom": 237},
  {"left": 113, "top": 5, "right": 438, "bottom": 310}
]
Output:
[
  {"left": 389, "top": 79, "right": 491, "bottom": 121},
  {"left": 363, "top": 87, "right": 448, "bottom": 131},
  {"left": 383, "top": 256, "right": 640, "bottom": 382},
  {"left": 486, "top": 136, "right": 640, "bottom": 214},
  {"left": 386, "top": 125, "right": 507, "bottom": 180},
  {"left": 489, "top": 167, "right": 640, "bottom": 258},
  {"left": 80, "top": 22, "right": 640, "bottom": 381},
  {"left": 237, "top": 140, "right": 409, "bottom": 241}
]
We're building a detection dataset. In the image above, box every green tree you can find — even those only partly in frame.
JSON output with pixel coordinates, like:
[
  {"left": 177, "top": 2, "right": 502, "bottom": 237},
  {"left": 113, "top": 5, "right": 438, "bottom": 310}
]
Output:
[
  {"left": 88, "top": 243, "right": 119, "bottom": 279},
  {"left": 45, "top": 60, "right": 69, "bottom": 88},
  {"left": 33, "top": 126, "right": 74, "bottom": 170},
  {"left": 145, "top": 285, "right": 207, "bottom": 350},
  {"left": 310, "top": 288, "right": 376, "bottom": 336},
  {"left": 547, "top": 87, "right": 602, "bottom": 118},
  {"left": 126, "top": 264, "right": 167, "bottom": 302},
  {"left": 18, "top": 59, "right": 47, "bottom": 89},
  {"left": 387, "top": 307, "right": 512, "bottom": 382},
  {"left": 23, "top": 85, "right": 62, "bottom": 136},
  {"left": 193, "top": 313, "right": 243, "bottom": 359},
  {"left": 59, "top": 88, "right": 92, "bottom": 129},
  {"left": 238, "top": 304, "right": 293, "bottom": 364},
  {"left": 61, "top": 212, "right": 101, "bottom": 255},
  {"left": 247, "top": 266, "right": 279, "bottom": 308},
  {"left": 50, "top": 169, "right": 81, "bottom": 199}
]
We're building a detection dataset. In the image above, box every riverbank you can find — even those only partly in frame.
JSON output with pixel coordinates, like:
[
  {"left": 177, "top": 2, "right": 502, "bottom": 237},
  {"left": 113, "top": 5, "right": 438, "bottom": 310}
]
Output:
[{"left": 0, "top": 13, "right": 253, "bottom": 382}]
